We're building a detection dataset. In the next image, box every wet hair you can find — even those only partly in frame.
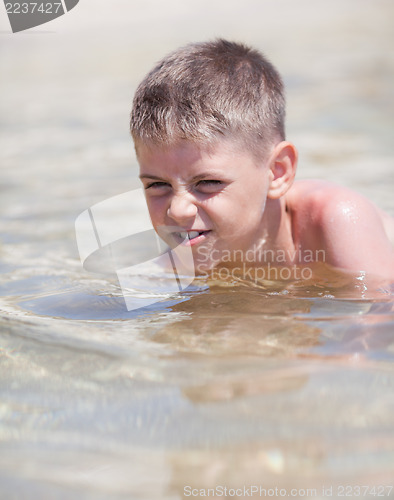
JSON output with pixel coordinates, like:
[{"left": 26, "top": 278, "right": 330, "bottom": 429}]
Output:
[{"left": 130, "top": 39, "right": 286, "bottom": 156}]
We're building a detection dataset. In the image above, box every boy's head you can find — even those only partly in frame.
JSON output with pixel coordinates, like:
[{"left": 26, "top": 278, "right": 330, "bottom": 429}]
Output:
[
  {"left": 130, "top": 39, "right": 286, "bottom": 157},
  {"left": 132, "top": 40, "right": 297, "bottom": 273}
]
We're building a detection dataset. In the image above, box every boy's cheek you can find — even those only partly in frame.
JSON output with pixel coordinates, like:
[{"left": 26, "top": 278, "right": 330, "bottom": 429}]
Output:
[{"left": 146, "top": 199, "right": 165, "bottom": 221}]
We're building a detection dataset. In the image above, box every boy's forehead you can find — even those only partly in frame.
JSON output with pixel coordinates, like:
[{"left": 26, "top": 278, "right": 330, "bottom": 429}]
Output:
[
  {"left": 136, "top": 138, "right": 258, "bottom": 169},
  {"left": 137, "top": 140, "right": 204, "bottom": 161}
]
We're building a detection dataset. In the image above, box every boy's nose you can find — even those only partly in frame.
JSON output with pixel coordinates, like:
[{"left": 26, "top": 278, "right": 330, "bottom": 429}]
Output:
[{"left": 167, "top": 192, "right": 198, "bottom": 223}]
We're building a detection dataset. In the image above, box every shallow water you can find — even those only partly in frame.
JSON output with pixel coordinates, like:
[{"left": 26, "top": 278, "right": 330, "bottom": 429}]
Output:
[
  {"left": 1, "top": 1, "right": 394, "bottom": 498},
  {"left": 1, "top": 268, "right": 394, "bottom": 499}
]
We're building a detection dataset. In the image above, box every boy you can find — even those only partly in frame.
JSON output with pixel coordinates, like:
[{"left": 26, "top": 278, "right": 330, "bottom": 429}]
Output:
[{"left": 130, "top": 39, "right": 394, "bottom": 280}]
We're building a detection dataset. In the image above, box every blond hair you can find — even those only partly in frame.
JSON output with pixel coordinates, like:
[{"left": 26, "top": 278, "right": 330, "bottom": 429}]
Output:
[{"left": 130, "top": 39, "right": 286, "bottom": 156}]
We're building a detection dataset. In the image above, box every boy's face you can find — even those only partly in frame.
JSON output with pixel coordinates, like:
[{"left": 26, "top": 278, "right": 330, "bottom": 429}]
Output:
[{"left": 138, "top": 140, "right": 272, "bottom": 272}]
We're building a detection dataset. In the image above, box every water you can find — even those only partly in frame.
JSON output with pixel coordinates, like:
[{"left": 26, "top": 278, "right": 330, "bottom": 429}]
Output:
[{"left": 1, "top": 1, "right": 394, "bottom": 498}]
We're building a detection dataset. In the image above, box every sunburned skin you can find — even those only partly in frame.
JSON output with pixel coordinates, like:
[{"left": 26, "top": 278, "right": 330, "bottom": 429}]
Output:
[
  {"left": 285, "top": 179, "right": 394, "bottom": 277},
  {"left": 137, "top": 139, "right": 394, "bottom": 280}
]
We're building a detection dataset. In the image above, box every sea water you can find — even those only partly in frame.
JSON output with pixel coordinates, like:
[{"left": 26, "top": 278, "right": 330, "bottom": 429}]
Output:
[{"left": 1, "top": 1, "right": 394, "bottom": 498}]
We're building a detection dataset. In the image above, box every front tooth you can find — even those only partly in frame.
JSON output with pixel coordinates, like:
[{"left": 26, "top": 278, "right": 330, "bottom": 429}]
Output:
[
  {"left": 188, "top": 231, "right": 200, "bottom": 239},
  {"left": 179, "top": 231, "right": 188, "bottom": 240}
]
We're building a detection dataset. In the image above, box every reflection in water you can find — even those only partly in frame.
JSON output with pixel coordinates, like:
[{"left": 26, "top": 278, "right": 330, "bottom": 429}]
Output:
[{"left": 151, "top": 284, "right": 320, "bottom": 357}]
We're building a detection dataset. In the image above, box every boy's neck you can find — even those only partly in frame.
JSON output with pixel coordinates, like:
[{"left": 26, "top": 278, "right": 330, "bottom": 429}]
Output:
[{"left": 257, "top": 196, "right": 296, "bottom": 264}]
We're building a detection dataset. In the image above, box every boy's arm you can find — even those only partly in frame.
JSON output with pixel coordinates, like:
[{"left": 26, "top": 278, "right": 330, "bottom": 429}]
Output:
[{"left": 315, "top": 186, "right": 394, "bottom": 279}]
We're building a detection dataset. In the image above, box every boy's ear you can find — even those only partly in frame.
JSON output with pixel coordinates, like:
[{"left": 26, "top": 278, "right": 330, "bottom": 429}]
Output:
[{"left": 267, "top": 141, "right": 298, "bottom": 199}]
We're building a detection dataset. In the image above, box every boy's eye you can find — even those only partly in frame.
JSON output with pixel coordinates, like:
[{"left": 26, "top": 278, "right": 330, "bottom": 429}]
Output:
[
  {"left": 196, "top": 180, "right": 224, "bottom": 192},
  {"left": 145, "top": 181, "right": 170, "bottom": 190}
]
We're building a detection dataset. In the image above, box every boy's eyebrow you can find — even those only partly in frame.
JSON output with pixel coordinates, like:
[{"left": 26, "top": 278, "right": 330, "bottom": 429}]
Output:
[
  {"left": 139, "top": 172, "right": 226, "bottom": 182},
  {"left": 139, "top": 174, "right": 165, "bottom": 181}
]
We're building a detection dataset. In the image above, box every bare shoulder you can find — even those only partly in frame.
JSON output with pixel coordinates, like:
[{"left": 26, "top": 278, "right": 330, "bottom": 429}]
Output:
[
  {"left": 287, "top": 179, "right": 370, "bottom": 210},
  {"left": 285, "top": 179, "right": 394, "bottom": 276},
  {"left": 285, "top": 179, "right": 368, "bottom": 234},
  {"left": 287, "top": 179, "right": 393, "bottom": 234}
]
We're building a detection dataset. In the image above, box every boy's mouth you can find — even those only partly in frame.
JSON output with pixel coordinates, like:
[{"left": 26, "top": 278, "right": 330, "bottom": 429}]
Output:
[{"left": 174, "top": 230, "right": 211, "bottom": 246}]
